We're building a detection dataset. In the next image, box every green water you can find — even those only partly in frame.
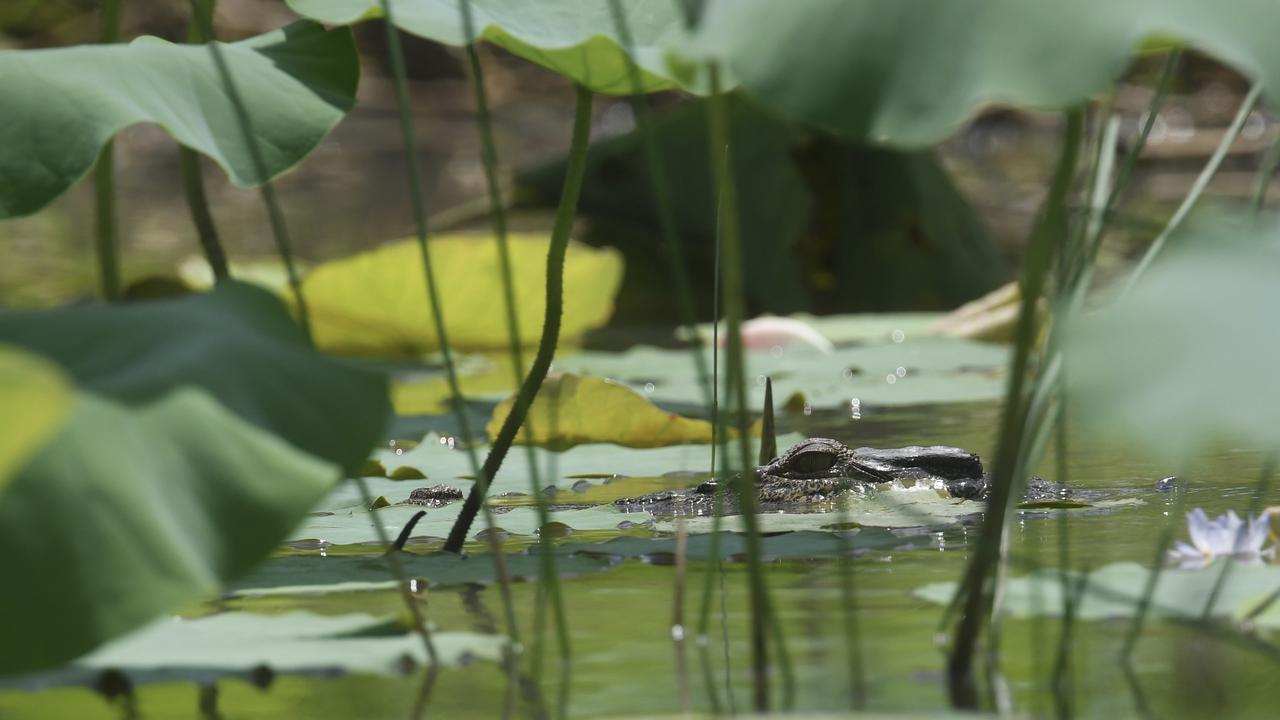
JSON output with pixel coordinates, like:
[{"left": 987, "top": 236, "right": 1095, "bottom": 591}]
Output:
[{"left": 3, "top": 400, "right": 1277, "bottom": 718}]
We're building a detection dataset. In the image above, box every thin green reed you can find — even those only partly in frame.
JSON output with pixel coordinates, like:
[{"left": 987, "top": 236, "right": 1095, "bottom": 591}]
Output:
[
  {"left": 1123, "top": 81, "right": 1262, "bottom": 296},
  {"left": 457, "top": 0, "right": 570, "bottom": 692},
  {"left": 372, "top": 3, "right": 531, "bottom": 709},
  {"left": 93, "top": 0, "right": 122, "bottom": 301},
  {"left": 707, "top": 62, "right": 794, "bottom": 712},
  {"left": 947, "top": 109, "right": 1083, "bottom": 710},
  {"left": 190, "top": 5, "right": 310, "bottom": 339},
  {"left": 442, "top": 85, "right": 594, "bottom": 554},
  {"left": 183, "top": 0, "right": 228, "bottom": 281}
]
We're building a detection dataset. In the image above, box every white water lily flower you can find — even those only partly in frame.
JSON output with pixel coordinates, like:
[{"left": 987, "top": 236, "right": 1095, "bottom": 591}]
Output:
[{"left": 1167, "top": 508, "right": 1275, "bottom": 567}]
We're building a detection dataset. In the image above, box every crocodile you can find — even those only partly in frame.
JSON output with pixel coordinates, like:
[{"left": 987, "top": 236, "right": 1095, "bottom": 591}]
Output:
[{"left": 613, "top": 436, "right": 1013, "bottom": 514}]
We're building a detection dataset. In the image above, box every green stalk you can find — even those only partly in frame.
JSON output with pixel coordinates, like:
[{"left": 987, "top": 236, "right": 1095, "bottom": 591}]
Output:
[
  {"left": 458, "top": 0, "right": 569, "bottom": 694},
  {"left": 1120, "top": 487, "right": 1186, "bottom": 661},
  {"left": 707, "top": 62, "right": 792, "bottom": 712},
  {"left": 373, "top": 3, "right": 530, "bottom": 710},
  {"left": 443, "top": 85, "right": 594, "bottom": 553},
  {"left": 1199, "top": 454, "right": 1276, "bottom": 618},
  {"left": 1249, "top": 134, "right": 1280, "bottom": 213},
  {"left": 1123, "top": 82, "right": 1262, "bottom": 296},
  {"left": 946, "top": 110, "right": 1084, "bottom": 709},
  {"left": 182, "top": 0, "right": 228, "bottom": 280},
  {"left": 93, "top": 0, "right": 123, "bottom": 301},
  {"left": 191, "top": 4, "right": 310, "bottom": 338}
]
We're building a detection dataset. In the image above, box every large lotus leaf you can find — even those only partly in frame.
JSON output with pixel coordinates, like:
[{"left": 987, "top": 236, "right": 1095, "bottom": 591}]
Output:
[
  {"left": 0, "top": 346, "right": 70, "bottom": 497},
  {"left": 4, "top": 612, "right": 503, "bottom": 691},
  {"left": 299, "top": 234, "right": 623, "bottom": 356},
  {"left": 691, "top": 0, "right": 1280, "bottom": 147},
  {"left": 0, "top": 388, "right": 340, "bottom": 675},
  {"left": 487, "top": 373, "right": 718, "bottom": 448},
  {"left": 1066, "top": 214, "right": 1280, "bottom": 463},
  {"left": 232, "top": 550, "right": 618, "bottom": 595},
  {"left": 0, "top": 21, "right": 357, "bottom": 218},
  {"left": 286, "top": 0, "right": 695, "bottom": 94},
  {"left": 915, "top": 562, "right": 1280, "bottom": 623},
  {"left": 0, "top": 281, "right": 389, "bottom": 475}
]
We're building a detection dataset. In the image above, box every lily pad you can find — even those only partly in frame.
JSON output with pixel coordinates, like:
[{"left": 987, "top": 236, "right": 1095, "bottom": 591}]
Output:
[
  {"left": 0, "top": 21, "right": 357, "bottom": 218},
  {"left": 232, "top": 550, "right": 618, "bottom": 596},
  {"left": 0, "top": 347, "right": 70, "bottom": 497},
  {"left": 290, "top": 503, "right": 651, "bottom": 547},
  {"left": 286, "top": 0, "right": 697, "bottom": 94},
  {"left": 691, "top": 0, "right": 1280, "bottom": 146},
  {"left": 299, "top": 234, "right": 623, "bottom": 356},
  {"left": 915, "top": 561, "right": 1280, "bottom": 623},
  {"left": 3, "top": 612, "right": 502, "bottom": 691},
  {"left": 488, "top": 373, "right": 718, "bottom": 448},
  {"left": 0, "top": 281, "right": 388, "bottom": 475}
]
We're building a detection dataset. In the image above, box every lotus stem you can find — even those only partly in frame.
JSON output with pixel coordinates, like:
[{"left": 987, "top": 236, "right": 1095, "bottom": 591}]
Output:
[
  {"left": 181, "top": 0, "right": 229, "bottom": 282},
  {"left": 93, "top": 0, "right": 123, "bottom": 301},
  {"left": 442, "top": 84, "right": 593, "bottom": 553}
]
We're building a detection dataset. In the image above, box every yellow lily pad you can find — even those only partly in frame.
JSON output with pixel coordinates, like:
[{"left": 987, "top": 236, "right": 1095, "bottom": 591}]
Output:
[
  {"left": 299, "top": 233, "right": 623, "bottom": 356},
  {"left": 487, "top": 373, "right": 719, "bottom": 449},
  {"left": 0, "top": 345, "right": 73, "bottom": 499}
]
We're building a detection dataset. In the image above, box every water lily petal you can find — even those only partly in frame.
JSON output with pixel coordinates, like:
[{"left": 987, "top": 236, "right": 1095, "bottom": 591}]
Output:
[{"left": 1186, "top": 508, "right": 1214, "bottom": 553}]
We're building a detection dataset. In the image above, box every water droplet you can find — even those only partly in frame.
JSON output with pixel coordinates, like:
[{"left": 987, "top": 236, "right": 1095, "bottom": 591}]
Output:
[
  {"left": 885, "top": 374, "right": 897, "bottom": 385},
  {"left": 802, "top": 402, "right": 813, "bottom": 416},
  {"left": 395, "top": 449, "right": 404, "bottom": 456},
  {"left": 755, "top": 374, "right": 767, "bottom": 386},
  {"left": 408, "top": 578, "right": 420, "bottom": 593},
  {"left": 770, "top": 345, "right": 784, "bottom": 357},
  {"left": 617, "top": 520, "right": 636, "bottom": 529},
  {"left": 671, "top": 624, "right": 686, "bottom": 641},
  {"left": 849, "top": 398, "right": 862, "bottom": 419},
  {"left": 643, "top": 382, "right": 655, "bottom": 393},
  {"left": 895, "top": 366, "right": 907, "bottom": 378},
  {"left": 571, "top": 479, "right": 592, "bottom": 493},
  {"left": 891, "top": 329, "right": 905, "bottom": 343}
]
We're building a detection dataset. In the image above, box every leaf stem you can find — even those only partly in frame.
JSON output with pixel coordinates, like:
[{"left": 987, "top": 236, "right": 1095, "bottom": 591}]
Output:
[
  {"left": 181, "top": 0, "right": 228, "bottom": 281},
  {"left": 443, "top": 85, "right": 593, "bottom": 554}
]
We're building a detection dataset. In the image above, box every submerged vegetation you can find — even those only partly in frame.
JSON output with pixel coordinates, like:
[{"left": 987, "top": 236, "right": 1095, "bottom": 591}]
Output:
[{"left": 4, "top": 1, "right": 1280, "bottom": 717}]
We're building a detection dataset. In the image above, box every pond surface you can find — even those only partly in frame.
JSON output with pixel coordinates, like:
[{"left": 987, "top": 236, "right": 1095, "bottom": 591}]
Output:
[{"left": 2, "top": 367, "right": 1277, "bottom": 719}]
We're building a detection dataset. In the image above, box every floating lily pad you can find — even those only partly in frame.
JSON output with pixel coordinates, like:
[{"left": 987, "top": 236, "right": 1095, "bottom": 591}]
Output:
[
  {"left": 287, "top": 0, "right": 698, "bottom": 94},
  {"left": 289, "top": 503, "right": 651, "bottom": 547},
  {"left": 232, "top": 550, "right": 619, "bottom": 596},
  {"left": 0, "top": 21, "right": 357, "bottom": 218},
  {"left": 488, "top": 373, "right": 719, "bottom": 448},
  {"left": 915, "top": 561, "right": 1280, "bottom": 623},
  {"left": 298, "top": 234, "right": 623, "bottom": 356},
  {"left": 2, "top": 612, "right": 503, "bottom": 692}
]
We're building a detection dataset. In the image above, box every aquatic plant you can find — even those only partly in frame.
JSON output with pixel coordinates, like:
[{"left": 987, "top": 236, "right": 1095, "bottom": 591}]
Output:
[{"left": 1168, "top": 509, "right": 1275, "bottom": 568}]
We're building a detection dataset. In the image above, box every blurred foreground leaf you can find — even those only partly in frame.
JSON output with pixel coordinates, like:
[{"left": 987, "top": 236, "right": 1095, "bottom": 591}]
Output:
[
  {"left": 0, "top": 283, "right": 390, "bottom": 674},
  {"left": 1067, "top": 214, "right": 1280, "bottom": 463},
  {"left": 0, "top": 21, "right": 357, "bottom": 218},
  {"left": 0, "top": 347, "right": 70, "bottom": 499},
  {"left": 300, "top": 234, "right": 623, "bottom": 356},
  {"left": 693, "top": 0, "right": 1280, "bottom": 146}
]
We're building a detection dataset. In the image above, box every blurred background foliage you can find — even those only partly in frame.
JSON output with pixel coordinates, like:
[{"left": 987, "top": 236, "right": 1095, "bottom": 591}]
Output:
[{"left": 0, "top": 0, "right": 1270, "bottom": 327}]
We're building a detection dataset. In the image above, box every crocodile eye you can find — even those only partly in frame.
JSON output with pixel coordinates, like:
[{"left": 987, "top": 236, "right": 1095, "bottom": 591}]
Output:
[{"left": 788, "top": 450, "right": 837, "bottom": 474}]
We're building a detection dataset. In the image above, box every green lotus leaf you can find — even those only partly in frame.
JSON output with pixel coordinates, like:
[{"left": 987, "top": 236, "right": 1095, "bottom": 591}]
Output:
[
  {"left": 0, "top": 389, "right": 341, "bottom": 675},
  {"left": 286, "top": 0, "right": 696, "bottom": 94},
  {"left": 4, "top": 612, "right": 503, "bottom": 691},
  {"left": 691, "top": 0, "right": 1280, "bottom": 146},
  {"left": 0, "top": 21, "right": 357, "bottom": 218},
  {"left": 0, "top": 282, "right": 389, "bottom": 475},
  {"left": 299, "top": 234, "right": 623, "bottom": 356},
  {"left": 0, "top": 346, "right": 71, "bottom": 499}
]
